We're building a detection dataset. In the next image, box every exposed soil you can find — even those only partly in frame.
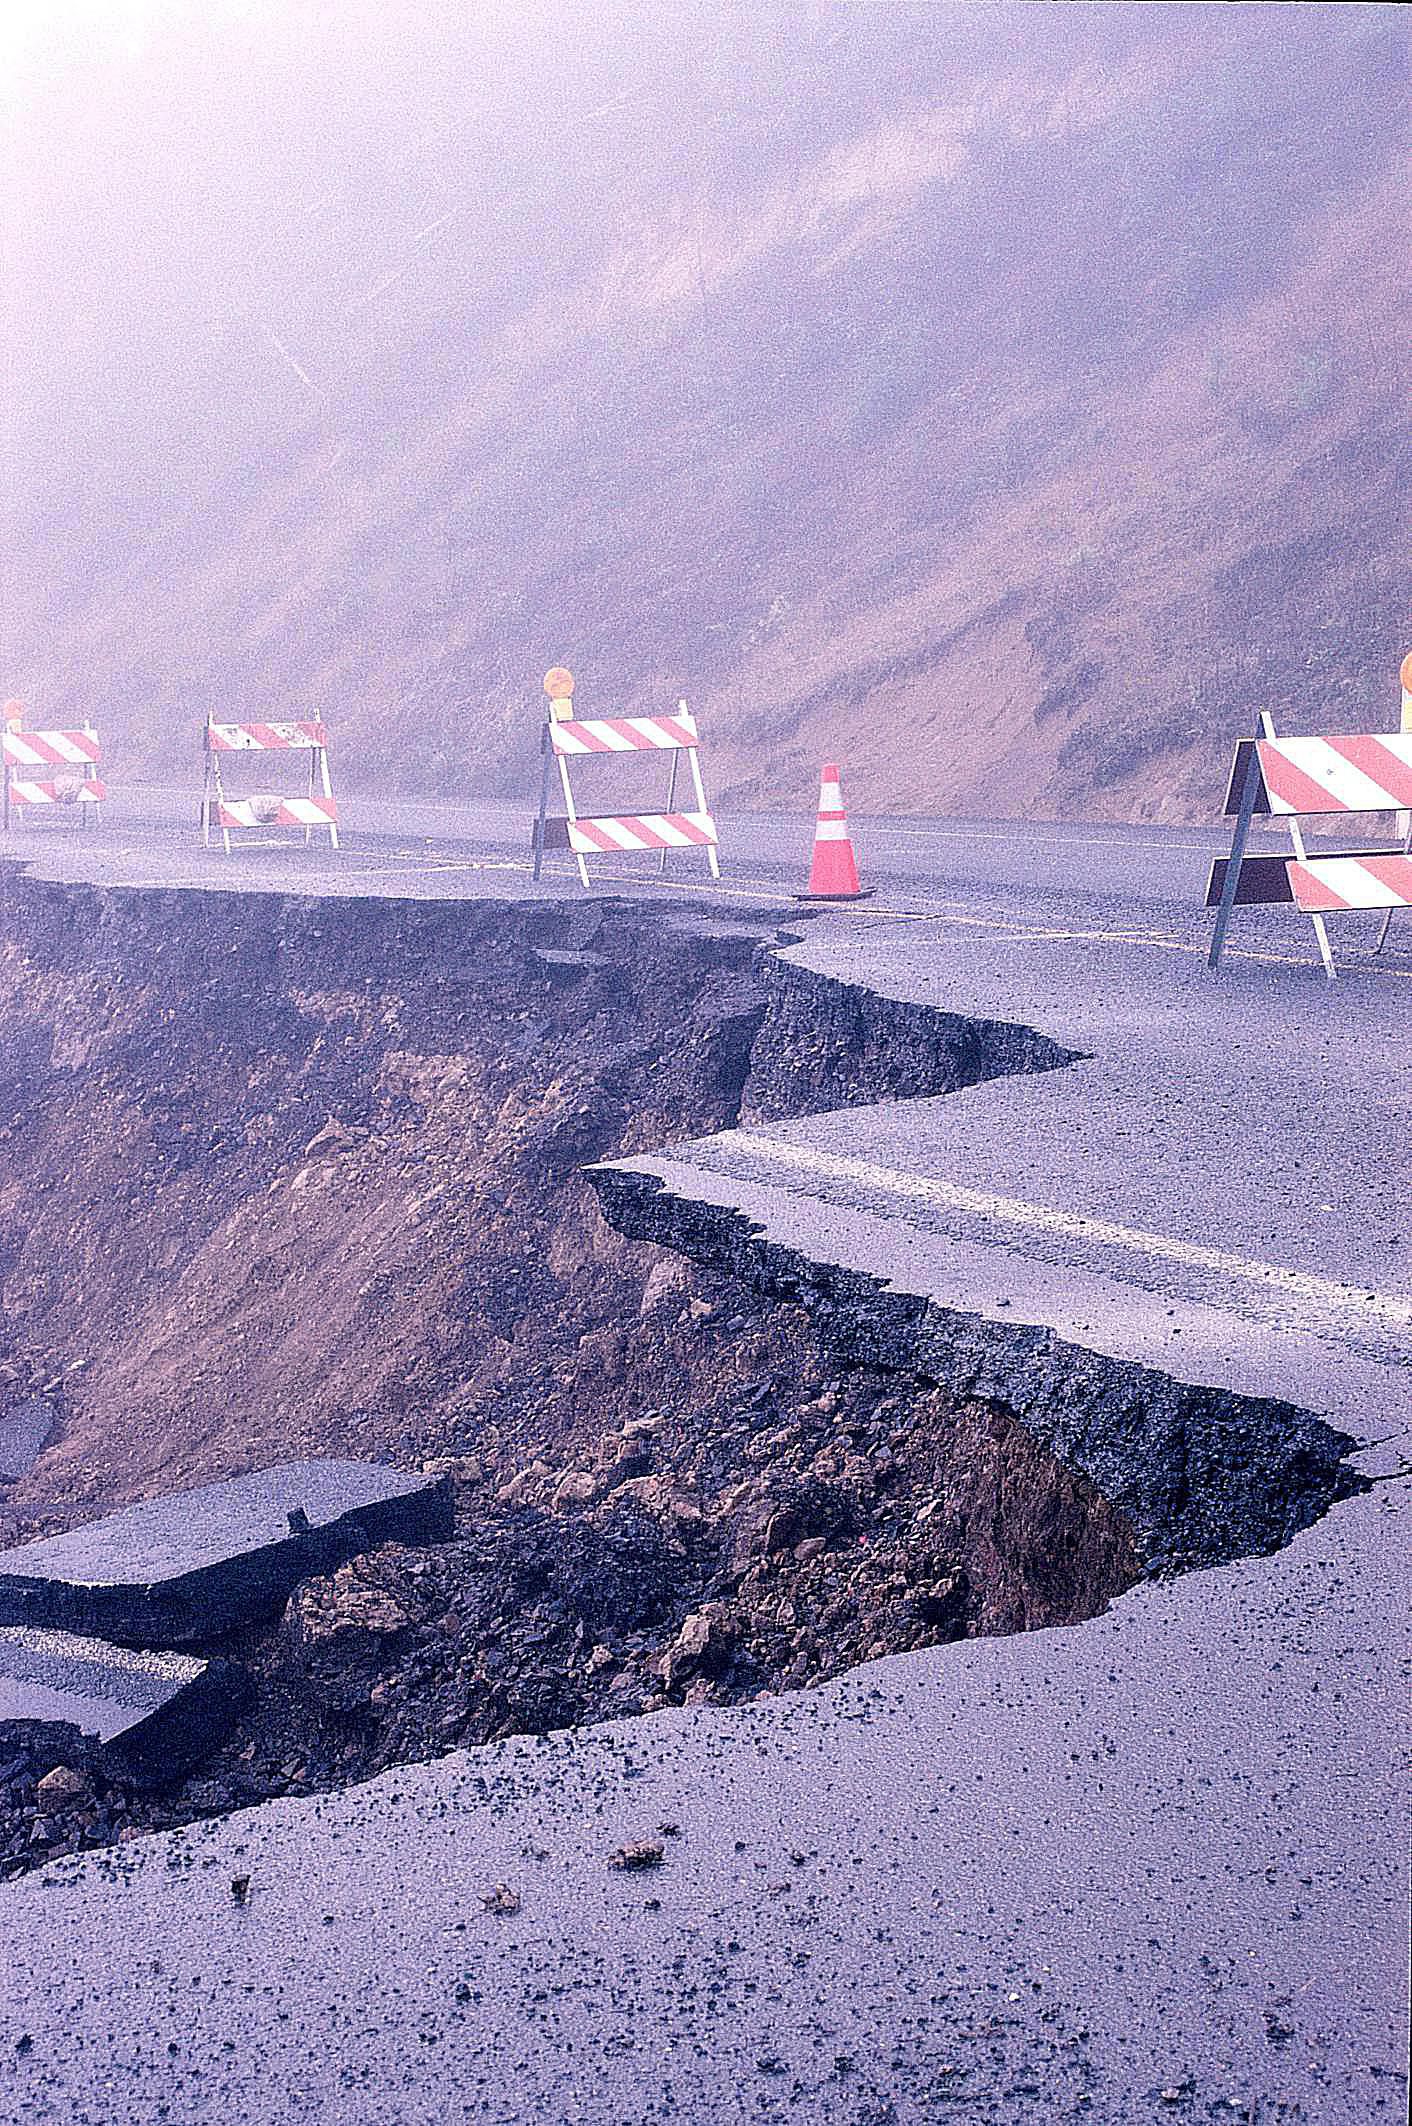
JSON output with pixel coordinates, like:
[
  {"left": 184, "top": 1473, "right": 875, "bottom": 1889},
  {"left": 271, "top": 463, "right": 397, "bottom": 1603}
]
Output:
[
  {"left": 0, "top": 875, "right": 1065, "bottom": 1527},
  {"left": 0, "top": 875, "right": 1358, "bottom": 1881}
]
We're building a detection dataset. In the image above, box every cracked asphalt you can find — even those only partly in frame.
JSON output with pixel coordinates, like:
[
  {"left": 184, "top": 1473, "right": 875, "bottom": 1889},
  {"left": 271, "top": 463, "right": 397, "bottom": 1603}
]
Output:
[{"left": 0, "top": 793, "right": 1407, "bottom": 2123}]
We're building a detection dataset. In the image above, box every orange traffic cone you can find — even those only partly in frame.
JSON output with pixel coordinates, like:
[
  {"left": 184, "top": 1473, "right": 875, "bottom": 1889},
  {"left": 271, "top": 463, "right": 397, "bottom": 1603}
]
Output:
[{"left": 798, "top": 762, "right": 871, "bottom": 900}]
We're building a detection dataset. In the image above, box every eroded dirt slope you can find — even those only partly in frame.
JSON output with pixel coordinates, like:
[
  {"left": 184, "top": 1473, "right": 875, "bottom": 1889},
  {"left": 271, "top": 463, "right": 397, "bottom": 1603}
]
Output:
[
  {"left": 0, "top": 877, "right": 1365, "bottom": 1880},
  {"left": 0, "top": 877, "right": 1062, "bottom": 1523}
]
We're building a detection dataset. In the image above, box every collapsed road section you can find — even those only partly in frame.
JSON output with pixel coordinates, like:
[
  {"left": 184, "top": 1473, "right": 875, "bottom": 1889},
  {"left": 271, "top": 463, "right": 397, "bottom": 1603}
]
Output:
[
  {"left": 0, "top": 1625, "right": 248, "bottom": 1786},
  {"left": 0, "top": 868, "right": 1373, "bottom": 1893},
  {"left": 0, "top": 864, "right": 1401, "bottom": 2123},
  {"left": 588, "top": 1165, "right": 1365, "bottom": 1577}
]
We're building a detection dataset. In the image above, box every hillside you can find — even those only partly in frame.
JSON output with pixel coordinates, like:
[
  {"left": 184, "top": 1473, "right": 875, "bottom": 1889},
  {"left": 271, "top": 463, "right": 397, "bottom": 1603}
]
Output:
[{"left": 4, "top": 1, "right": 1408, "bottom": 820}]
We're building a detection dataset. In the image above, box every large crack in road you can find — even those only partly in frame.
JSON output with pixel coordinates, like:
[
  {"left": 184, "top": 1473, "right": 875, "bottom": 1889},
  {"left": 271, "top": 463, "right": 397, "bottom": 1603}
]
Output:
[{"left": 0, "top": 873, "right": 1365, "bottom": 1881}]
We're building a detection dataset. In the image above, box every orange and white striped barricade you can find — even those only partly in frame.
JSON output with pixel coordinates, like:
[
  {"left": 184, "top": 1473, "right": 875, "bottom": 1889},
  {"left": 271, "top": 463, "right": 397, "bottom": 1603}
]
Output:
[
  {"left": 1206, "top": 712, "right": 1412, "bottom": 978},
  {"left": 201, "top": 719, "right": 339, "bottom": 857},
  {"left": 2, "top": 724, "right": 106, "bottom": 831},
  {"left": 530, "top": 666, "right": 720, "bottom": 889}
]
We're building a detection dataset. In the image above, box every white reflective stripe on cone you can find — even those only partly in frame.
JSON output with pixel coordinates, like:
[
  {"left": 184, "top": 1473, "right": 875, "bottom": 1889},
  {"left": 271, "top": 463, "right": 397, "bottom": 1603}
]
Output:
[{"left": 813, "top": 820, "right": 850, "bottom": 840}]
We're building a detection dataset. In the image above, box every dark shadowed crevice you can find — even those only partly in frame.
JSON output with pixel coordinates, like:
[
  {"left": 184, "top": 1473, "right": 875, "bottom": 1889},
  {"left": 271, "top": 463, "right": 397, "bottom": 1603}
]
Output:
[{"left": 587, "top": 1169, "right": 1364, "bottom": 1578}]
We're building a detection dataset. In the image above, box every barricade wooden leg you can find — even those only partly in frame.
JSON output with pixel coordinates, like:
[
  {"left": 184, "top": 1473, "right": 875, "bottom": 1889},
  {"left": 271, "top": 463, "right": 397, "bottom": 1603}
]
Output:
[
  {"left": 314, "top": 748, "right": 335, "bottom": 846},
  {"left": 688, "top": 743, "right": 720, "bottom": 882},
  {"left": 1282, "top": 808, "right": 1336, "bottom": 980},
  {"left": 557, "top": 749, "right": 589, "bottom": 889},
  {"left": 532, "top": 726, "right": 552, "bottom": 882},
  {"left": 216, "top": 748, "right": 232, "bottom": 856},
  {"left": 1209, "top": 733, "right": 1262, "bottom": 970},
  {"left": 660, "top": 751, "right": 680, "bottom": 874},
  {"left": 319, "top": 745, "right": 339, "bottom": 850},
  {"left": 1375, "top": 819, "right": 1412, "bottom": 954}
]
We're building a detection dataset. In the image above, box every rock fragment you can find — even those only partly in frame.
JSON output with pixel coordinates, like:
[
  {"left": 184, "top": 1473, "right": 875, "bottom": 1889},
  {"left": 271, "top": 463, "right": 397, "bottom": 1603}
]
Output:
[{"left": 608, "top": 1840, "right": 664, "bottom": 1872}]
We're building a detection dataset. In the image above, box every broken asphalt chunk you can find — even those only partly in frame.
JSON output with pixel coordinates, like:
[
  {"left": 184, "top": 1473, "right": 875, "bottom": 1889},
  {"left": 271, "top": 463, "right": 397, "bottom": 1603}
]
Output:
[
  {"left": 0, "top": 1623, "right": 249, "bottom": 1786},
  {"left": 0, "top": 1459, "right": 454, "bottom": 1646}
]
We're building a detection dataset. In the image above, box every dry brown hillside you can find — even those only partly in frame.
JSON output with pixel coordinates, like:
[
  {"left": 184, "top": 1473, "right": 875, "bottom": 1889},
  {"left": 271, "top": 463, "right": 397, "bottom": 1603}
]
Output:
[{"left": 4, "top": 2, "right": 1408, "bottom": 819}]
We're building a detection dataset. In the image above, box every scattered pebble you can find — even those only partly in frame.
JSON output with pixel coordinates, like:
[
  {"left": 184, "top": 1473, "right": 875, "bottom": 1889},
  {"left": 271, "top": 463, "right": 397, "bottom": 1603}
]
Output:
[{"left": 608, "top": 1841, "right": 664, "bottom": 1872}]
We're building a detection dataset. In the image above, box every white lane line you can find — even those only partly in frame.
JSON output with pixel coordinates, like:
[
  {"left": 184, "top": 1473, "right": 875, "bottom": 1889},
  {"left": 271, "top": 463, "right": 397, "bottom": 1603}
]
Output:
[{"left": 721, "top": 1133, "right": 1412, "bottom": 1330}]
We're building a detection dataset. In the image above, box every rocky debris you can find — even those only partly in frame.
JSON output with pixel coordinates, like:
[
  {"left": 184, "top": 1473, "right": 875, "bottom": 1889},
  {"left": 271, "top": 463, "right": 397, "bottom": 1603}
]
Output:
[
  {"left": 1, "top": 1732, "right": 128, "bottom": 1874},
  {"left": 0, "top": 1332, "right": 1143, "bottom": 1880},
  {"left": 480, "top": 1883, "right": 521, "bottom": 1914},
  {"left": 550, "top": 1471, "right": 598, "bottom": 1511},
  {"left": 286, "top": 1555, "right": 417, "bottom": 1711},
  {"left": 660, "top": 1604, "right": 733, "bottom": 1692},
  {"left": 34, "top": 1764, "right": 92, "bottom": 1809},
  {"left": 300, "top": 1117, "right": 364, "bottom": 1159}
]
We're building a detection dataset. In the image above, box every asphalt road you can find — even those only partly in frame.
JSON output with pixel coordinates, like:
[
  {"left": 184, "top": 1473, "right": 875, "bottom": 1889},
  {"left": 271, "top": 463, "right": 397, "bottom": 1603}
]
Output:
[
  {"left": 0, "top": 795, "right": 1407, "bottom": 2124},
  {"left": 622, "top": 900, "right": 1412, "bottom": 1443},
  {"left": 0, "top": 780, "right": 1252, "bottom": 907}
]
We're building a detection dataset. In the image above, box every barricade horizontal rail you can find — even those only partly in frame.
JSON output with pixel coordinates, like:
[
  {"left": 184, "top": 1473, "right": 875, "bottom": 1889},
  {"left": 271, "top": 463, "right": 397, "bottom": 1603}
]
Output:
[
  {"left": 6, "top": 778, "right": 108, "bottom": 805},
  {"left": 536, "top": 811, "right": 718, "bottom": 854},
  {"left": 2, "top": 730, "right": 102, "bottom": 768},
  {"left": 213, "top": 797, "right": 339, "bottom": 831},
  {"left": 1286, "top": 853, "right": 1412, "bottom": 913},
  {"left": 548, "top": 712, "right": 700, "bottom": 755},
  {"left": 1223, "top": 734, "right": 1412, "bottom": 817},
  {"left": 205, "top": 721, "right": 328, "bottom": 752}
]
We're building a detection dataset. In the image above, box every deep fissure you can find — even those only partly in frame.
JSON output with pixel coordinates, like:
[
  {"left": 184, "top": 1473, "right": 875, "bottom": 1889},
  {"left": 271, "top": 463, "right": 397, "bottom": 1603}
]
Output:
[{"left": 0, "top": 873, "right": 1361, "bottom": 1878}]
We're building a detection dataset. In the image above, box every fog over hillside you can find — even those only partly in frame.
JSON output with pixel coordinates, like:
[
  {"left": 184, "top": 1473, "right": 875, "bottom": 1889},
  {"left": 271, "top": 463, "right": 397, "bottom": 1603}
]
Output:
[{"left": 4, "top": 1, "right": 1408, "bottom": 818}]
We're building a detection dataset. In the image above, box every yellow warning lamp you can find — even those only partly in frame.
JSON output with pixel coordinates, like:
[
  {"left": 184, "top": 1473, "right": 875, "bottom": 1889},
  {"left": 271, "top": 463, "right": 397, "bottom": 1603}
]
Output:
[{"left": 543, "top": 666, "right": 575, "bottom": 723}]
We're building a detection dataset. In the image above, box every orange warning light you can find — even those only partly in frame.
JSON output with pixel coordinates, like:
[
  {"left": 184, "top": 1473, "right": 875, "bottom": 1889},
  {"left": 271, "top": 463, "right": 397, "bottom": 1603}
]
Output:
[
  {"left": 1400, "top": 650, "right": 1412, "bottom": 697},
  {"left": 543, "top": 667, "right": 575, "bottom": 700},
  {"left": 2, "top": 699, "right": 23, "bottom": 730}
]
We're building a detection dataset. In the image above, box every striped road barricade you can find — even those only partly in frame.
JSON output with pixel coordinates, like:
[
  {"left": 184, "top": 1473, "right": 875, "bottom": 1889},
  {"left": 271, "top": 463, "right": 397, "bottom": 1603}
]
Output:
[
  {"left": 201, "top": 720, "right": 339, "bottom": 857},
  {"left": 530, "top": 666, "right": 720, "bottom": 889},
  {"left": 2, "top": 722, "right": 106, "bottom": 831},
  {"left": 1206, "top": 710, "right": 1412, "bottom": 978}
]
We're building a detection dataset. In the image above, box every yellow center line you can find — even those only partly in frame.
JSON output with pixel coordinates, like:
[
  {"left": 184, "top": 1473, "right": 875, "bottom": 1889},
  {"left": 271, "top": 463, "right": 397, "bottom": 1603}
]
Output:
[{"left": 721, "top": 1134, "right": 1412, "bottom": 1329}]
